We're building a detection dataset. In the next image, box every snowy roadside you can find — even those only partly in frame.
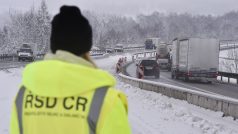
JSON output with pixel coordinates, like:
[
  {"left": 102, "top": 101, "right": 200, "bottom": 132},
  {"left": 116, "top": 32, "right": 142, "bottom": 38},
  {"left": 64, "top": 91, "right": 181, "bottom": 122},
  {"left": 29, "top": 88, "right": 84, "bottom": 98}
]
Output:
[
  {"left": 118, "top": 81, "right": 238, "bottom": 134},
  {"left": 0, "top": 68, "right": 23, "bottom": 134},
  {"left": 1, "top": 54, "right": 238, "bottom": 134}
]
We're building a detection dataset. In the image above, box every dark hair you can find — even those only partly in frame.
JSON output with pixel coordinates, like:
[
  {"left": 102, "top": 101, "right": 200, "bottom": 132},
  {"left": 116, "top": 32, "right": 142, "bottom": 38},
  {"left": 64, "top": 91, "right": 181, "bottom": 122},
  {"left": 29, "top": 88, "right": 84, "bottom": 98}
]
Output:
[{"left": 50, "top": 5, "right": 92, "bottom": 56}]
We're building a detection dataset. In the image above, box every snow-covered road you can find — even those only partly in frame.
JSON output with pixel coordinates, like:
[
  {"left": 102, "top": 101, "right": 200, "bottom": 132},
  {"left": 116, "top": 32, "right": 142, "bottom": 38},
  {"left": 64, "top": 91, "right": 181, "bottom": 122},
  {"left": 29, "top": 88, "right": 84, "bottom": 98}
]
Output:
[{"left": 1, "top": 54, "right": 238, "bottom": 134}]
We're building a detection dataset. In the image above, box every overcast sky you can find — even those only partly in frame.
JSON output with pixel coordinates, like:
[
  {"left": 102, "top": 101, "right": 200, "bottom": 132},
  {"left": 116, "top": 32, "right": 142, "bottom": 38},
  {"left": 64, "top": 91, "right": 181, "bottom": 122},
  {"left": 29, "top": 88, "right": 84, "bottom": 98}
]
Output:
[{"left": 0, "top": 0, "right": 237, "bottom": 16}]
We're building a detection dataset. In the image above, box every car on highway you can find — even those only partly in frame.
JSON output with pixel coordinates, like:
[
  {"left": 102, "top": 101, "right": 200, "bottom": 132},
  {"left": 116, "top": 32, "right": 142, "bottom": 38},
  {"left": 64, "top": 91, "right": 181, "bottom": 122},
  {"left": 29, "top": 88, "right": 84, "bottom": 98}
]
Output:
[
  {"left": 136, "top": 59, "right": 160, "bottom": 78},
  {"left": 17, "top": 44, "right": 34, "bottom": 62}
]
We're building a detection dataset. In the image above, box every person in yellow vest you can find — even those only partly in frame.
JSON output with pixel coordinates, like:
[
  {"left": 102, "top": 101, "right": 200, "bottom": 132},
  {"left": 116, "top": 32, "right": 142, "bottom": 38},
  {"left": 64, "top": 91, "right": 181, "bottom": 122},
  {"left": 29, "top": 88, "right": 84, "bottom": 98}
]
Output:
[{"left": 10, "top": 5, "right": 131, "bottom": 134}]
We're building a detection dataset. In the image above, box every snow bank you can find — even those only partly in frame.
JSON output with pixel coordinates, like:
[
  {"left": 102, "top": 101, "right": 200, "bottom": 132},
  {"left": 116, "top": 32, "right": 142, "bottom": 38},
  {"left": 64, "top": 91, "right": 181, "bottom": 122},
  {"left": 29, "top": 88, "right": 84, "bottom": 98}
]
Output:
[
  {"left": 119, "top": 82, "right": 238, "bottom": 134},
  {"left": 219, "top": 49, "right": 238, "bottom": 74}
]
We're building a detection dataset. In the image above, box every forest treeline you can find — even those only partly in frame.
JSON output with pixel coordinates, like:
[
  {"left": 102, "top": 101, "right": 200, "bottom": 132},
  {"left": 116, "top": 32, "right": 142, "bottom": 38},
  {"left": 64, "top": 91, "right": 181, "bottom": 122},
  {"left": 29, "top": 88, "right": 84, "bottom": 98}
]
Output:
[{"left": 0, "top": 0, "right": 238, "bottom": 53}]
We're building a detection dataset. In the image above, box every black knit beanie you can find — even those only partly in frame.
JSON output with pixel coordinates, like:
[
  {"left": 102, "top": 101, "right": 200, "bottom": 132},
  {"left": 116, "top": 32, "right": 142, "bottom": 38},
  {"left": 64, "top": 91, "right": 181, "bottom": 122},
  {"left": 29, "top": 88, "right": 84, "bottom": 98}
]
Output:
[{"left": 50, "top": 5, "right": 92, "bottom": 56}]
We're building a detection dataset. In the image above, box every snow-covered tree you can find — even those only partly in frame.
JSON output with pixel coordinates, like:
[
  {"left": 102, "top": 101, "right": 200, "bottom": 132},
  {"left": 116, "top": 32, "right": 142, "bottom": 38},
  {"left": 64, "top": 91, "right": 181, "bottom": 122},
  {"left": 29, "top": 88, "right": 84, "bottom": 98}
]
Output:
[
  {"left": 1, "top": 4, "right": 238, "bottom": 53},
  {"left": 36, "top": 0, "right": 51, "bottom": 53},
  {"left": 0, "top": 0, "right": 51, "bottom": 53}
]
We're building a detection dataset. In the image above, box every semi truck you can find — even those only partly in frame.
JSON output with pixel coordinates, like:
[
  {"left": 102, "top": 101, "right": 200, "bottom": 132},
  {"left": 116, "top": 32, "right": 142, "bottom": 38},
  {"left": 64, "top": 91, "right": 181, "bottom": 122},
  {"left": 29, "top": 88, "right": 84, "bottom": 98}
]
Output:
[
  {"left": 17, "top": 44, "right": 34, "bottom": 62},
  {"left": 156, "top": 42, "right": 171, "bottom": 70},
  {"left": 171, "top": 38, "right": 219, "bottom": 83}
]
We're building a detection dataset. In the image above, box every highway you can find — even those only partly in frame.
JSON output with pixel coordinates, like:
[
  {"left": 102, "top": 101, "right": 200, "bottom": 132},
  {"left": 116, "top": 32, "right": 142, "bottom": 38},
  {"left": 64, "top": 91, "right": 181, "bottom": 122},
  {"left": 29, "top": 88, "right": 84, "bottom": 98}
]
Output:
[
  {"left": 127, "top": 62, "right": 238, "bottom": 99},
  {"left": 1, "top": 55, "right": 238, "bottom": 99}
]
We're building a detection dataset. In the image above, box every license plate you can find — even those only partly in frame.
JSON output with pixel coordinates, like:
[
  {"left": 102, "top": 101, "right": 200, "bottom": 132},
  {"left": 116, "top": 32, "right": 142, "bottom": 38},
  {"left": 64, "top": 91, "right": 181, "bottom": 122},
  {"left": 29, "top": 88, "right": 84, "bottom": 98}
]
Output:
[{"left": 145, "top": 67, "right": 153, "bottom": 70}]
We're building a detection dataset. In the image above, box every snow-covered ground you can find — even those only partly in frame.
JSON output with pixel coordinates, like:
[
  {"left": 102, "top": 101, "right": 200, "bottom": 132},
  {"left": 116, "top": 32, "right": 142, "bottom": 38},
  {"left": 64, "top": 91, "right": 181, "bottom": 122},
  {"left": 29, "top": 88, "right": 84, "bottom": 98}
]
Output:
[
  {"left": 1, "top": 54, "right": 238, "bottom": 134},
  {"left": 0, "top": 68, "right": 23, "bottom": 134},
  {"left": 219, "top": 49, "right": 238, "bottom": 74}
]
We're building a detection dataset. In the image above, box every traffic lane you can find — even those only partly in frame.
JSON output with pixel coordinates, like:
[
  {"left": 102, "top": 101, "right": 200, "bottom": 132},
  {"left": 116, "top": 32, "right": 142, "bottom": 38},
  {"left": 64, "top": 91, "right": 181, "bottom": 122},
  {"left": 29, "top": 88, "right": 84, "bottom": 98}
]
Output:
[
  {"left": 159, "top": 71, "right": 238, "bottom": 99},
  {"left": 126, "top": 63, "right": 195, "bottom": 88},
  {"left": 127, "top": 63, "right": 191, "bottom": 84},
  {"left": 126, "top": 63, "right": 238, "bottom": 99},
  {"left": 126, "top": 63, "right": 214, "bottom": 87}
]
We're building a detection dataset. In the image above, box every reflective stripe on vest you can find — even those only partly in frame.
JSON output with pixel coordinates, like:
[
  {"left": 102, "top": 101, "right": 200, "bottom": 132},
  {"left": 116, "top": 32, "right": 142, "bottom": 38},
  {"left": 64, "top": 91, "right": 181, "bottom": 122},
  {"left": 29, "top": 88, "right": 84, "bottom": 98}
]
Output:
[
  {"left": 15, "top": 86, "right": 108, "bottom": 134},
  {"left": 88, "top": 87, "right": 108, "bottom": 134},
  {"left": 15, "top": 86, "right": 26, "bottom": 134}
]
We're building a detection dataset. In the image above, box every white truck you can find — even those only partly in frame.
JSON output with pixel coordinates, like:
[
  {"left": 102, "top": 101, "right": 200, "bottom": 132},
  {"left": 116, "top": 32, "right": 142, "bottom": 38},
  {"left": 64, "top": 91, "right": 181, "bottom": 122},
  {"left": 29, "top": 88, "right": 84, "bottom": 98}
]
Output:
[
  {"left": 171, "top": 38, "right": 219, "bottom": 83},
  {"left": 156, "top": 42, "right": 171, "bottom": 70}
]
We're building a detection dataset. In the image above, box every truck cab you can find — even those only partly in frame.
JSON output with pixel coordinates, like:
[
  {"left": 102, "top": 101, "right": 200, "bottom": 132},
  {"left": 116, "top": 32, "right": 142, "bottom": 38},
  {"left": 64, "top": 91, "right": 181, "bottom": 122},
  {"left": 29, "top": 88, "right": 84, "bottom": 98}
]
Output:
[{"left": 156, "top": 43, "right": 171, "bottom": 70}]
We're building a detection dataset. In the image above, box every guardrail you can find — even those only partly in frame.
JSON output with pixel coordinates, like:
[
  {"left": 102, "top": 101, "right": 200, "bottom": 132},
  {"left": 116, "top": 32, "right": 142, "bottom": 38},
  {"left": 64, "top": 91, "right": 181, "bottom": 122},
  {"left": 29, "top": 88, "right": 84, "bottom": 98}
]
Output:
[
  {"left": 132, "top": 50, "right": 156, "bottom": 61},
  {"left": 119, "top": 51, "right": 238, "bottom": 119},
  {"left": 0, "top": 54, "right": 16, "bottom": 61},
  {"left": 0, "top": 53, "right": 46, "bottom": 62},
  {"left": 119, "top": 72, "right": 238, "bottom": 119},
  {"left": 124, "top": 46, "right": 145, "bottom": 50}
]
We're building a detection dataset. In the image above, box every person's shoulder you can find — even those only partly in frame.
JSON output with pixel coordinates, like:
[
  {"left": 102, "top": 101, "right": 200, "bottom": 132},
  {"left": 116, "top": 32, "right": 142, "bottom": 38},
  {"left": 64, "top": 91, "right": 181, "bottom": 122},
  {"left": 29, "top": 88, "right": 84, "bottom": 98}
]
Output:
[
  {"left": 107, "top": 88, "right": 127, "bottom": 99},
  {"left": 106, "top": 88, "right": 128, "bottom": 112},
  {"left": 109, "top": 88, "right": 127, "bottom": 100}
]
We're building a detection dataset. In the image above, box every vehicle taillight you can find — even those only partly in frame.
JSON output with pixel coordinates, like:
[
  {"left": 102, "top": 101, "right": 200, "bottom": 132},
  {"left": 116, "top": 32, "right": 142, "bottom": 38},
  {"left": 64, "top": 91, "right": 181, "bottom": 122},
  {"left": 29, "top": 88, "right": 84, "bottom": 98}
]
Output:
[{"left": 187, "top": 71, "right": 191, "bottom": 76}]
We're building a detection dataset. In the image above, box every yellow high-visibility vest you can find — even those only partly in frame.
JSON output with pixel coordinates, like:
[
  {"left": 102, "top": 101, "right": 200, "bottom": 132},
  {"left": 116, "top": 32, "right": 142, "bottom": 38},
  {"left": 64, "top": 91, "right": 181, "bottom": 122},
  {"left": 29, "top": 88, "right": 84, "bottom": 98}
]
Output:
[{"left": 10, "top": 60, "right": 131, "bottom": 134}]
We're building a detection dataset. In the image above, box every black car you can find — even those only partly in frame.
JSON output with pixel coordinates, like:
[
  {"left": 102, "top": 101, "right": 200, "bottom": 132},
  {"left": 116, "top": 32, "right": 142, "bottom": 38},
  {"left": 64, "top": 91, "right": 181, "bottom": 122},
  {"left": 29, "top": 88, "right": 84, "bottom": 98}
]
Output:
[{"left": 136, "top": 59, "right": 160, "bottom": 79}]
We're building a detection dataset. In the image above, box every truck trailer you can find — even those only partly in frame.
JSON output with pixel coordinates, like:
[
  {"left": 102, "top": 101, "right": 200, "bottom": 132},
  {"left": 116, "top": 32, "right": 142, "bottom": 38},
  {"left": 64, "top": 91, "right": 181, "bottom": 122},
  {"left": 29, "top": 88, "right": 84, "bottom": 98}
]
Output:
[{"left": 171, "top": 38, "right": 219, "bottom": 83}]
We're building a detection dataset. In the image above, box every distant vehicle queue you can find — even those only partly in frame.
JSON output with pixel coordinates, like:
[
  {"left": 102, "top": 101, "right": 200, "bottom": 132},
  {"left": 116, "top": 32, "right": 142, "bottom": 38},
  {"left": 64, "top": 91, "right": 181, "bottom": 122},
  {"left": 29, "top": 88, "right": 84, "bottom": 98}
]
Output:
[{"left": 137, "top": 37, "right": 222, "bottom": 84}]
